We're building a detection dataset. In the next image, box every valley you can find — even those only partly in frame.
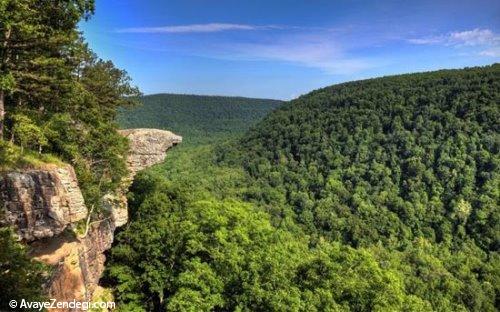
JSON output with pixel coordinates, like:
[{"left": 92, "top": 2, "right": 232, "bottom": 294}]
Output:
[
  {"left": 0, "top": 1, "right": 498, "bottom": 311},
  {"left": 118, "top": 94, "right": 283, "bottom": 145},
  {"left": 107, "top": 65, "right": 500, "bottom": 311}
]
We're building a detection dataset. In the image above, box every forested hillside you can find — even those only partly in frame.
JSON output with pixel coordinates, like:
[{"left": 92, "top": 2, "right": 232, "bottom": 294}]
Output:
[
  {"left": 227, "top": 64, "right": 500, "bottom": 251},
  {"left": 107, "top": 64, "right": 500, "bottom": 311},
  {"left": 117, "top": 94, "right": 283, "bottom": 145}
]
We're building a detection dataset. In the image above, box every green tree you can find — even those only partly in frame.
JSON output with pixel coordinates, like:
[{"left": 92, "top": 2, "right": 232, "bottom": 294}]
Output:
[
  {"left": 0, "top": 0, "right": 95, "bottom": 139},
  {"left": 11, "top": 113, "right": 47, "bottom": 152},
  {"left": 107, "top": 172, "right": 430, "bottom": 311},
  {"left": 0, "top": 227, "right": 48, "bottom": 311}
]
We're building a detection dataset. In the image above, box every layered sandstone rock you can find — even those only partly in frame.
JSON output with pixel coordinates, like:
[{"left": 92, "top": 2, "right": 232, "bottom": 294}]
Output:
[
  {"left": 119, "top": 128, "right": 182, "bottom": 179},
  {"left": 0, "top": 128, "right": 180, "bottom": 311},
  {"left": 30, "top": 219, "right": 115, "bottom": 307},
  {"left": 101, "top": 193, "right": 128, "bottom": 227},
  {"left": 0, "top": 165, "right": 87, "bottom": 241},
  {"left": 0, "top": 128, "right": 181, "bottom": 311}
]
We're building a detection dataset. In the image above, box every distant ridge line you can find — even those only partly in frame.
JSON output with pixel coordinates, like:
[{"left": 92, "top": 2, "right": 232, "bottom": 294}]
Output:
[{"left": 141, "top": 93, "right": 285, "bottom": 102}]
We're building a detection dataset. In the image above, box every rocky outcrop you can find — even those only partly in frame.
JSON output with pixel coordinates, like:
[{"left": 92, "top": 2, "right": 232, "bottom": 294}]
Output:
[
  {"left": 0, "top": 128, "right": 181, "bottom": 311},
  {"left": 103, "top": 128, "right": 182, "bottom": 227},
  {"left": 119, "top": 128, "right": 182, "bottom": 179},
  {"left": 101, "top": 193, "right": 128, "bottom": 227},
  {"left": 0, "top": 165, "right": 87, "bottom": 241},
  {"left": 29, "top": 218, "right": 115, "bottom": 307}
]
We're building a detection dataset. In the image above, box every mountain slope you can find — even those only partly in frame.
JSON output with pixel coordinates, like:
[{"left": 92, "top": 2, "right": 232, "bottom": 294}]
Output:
[
  {"left": 117, "top": 94, "right": 283, "bottom": 145},
  {"left": 224, "top": 64, "right": 499, "bottom": 251}
]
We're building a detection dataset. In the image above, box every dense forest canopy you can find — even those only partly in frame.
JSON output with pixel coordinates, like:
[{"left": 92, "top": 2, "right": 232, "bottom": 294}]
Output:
[
  {"left": 223, "top": 65, "right": 500, "bottom": 251},
  {"left": 107, "top": 64, "right": 500, "bottom": 311},
  {"left": 118, "top": 94, "right": 283, "bottom": 145}
]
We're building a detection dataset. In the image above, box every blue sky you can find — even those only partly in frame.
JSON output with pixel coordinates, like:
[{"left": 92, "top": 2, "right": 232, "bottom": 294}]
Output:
[{"left": 80, "top": 0, "right": 500, "bottom": 100}]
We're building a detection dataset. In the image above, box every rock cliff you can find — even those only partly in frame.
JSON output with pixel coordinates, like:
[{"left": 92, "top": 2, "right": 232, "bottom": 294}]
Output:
[
  {"left": 0, "top": 128, "right": 181, "bottom": 311},
  {"left": 30, "top": 218, "right": 116, "bottom": 307},
  {"left": 119, "top": 128, "right": 182, "bottom": 179},
  {"left": 0, "top": 165, "right": 87, "bottom": 241},
  {"left": 103, "top": 129, "right": 182, "bottom": 227}
]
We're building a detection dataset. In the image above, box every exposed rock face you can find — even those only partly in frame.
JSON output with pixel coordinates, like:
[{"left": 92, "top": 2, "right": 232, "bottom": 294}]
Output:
[
  {"left": 30, "top": 219, "right": 115, "bottom": 308},
  {"left": 103, "top": 128, "right": 182, "bottom": 228},
  {"left": 30, "top": 234, "right": 86, "bottom": 304},
  {"left": 119, "top": 128, "right": 182, "bottom": 179},
  {"left": 79, "top": 219, "right": 115, "bottom": 297},
  {"left": 101, "top": 193, "right": 128, "bottom": 227},
  {"left": 0, "top": 128, "right": 181, "bottom": 311},
  {"left": 0, "top": 165, "right": 87, "bottom": 241}
]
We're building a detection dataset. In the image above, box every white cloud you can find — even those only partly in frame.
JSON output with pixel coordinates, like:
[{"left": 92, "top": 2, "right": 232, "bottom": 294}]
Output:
[
  {"left": 449, "top": 29, "right": 498, "bottom": 46},
  {"left": 479, "top": 47, "right": 500, "bottom": 57},
  {"left": 116, "top": 23, "right": 276, "bottom": 34},
  {"left": 211, "top": 35, "right": 376, "bottom": 75},
  {"left": 408, "top": 28, "right": 500, "bottom": 58},
  {"left": 408, "top": 28, "right": 500, "bottom": 47},
  {"left": 407, "top": 38, "right": 444, "bottom": 45},
  {"left": 117, "top": 23, "right": 378, "bottom": 74}
]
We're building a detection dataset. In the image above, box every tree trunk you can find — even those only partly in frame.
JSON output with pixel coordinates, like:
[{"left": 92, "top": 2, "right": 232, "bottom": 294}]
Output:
[
  {"left": 0, "top": 91, "right": 4, "bottom": 140},
  {"left": 1, "top": 27, "right": 12, "bottom": 140}
]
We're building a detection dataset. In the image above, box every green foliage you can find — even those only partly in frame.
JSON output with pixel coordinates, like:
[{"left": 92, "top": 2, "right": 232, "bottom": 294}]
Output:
[
  {"left": 1, "top": 2, "right": 139, "bottom": 208},
  {"left": 219, "top": 64, "right": 500, "bottom": 251},
  {"left": 0, "top": 0, "right": 95, "bottom": 116},
  {"left": 80, "top": 56, "right": 141, "bottom": 121},
  {"left": 2, "top": 1, "right": 499, "bottom": 309},
  {"left": 0, "top": 72, "right": 15, "bottom": 91},
  {"left": 11, "top": 113, "right": 47, "bottom": 152},
  {"left": 106, "top": 172, "right": 422, "bottom": 312},
  {"left": 0, "top": 139, "right": 63, "bottom": 170},
  {"left": 148, "top": 144, "right": 251, "bottom": 201},
  {"left": 0, "top": 0, "right": 138, "bottom": 304},
  {"left": 0, "top": 227, "right": 48, "bottom": 311},
  {"left": 118, "top": 94, "right": 283, "bottom": 145},
  {"left": 108, "top": 64, "right": 500, "bottom": 311}
]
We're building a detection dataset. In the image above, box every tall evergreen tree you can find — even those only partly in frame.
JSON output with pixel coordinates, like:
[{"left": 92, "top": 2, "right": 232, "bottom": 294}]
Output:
[{"left": 0, "top": 0, "right": 94, "bottom": 139}]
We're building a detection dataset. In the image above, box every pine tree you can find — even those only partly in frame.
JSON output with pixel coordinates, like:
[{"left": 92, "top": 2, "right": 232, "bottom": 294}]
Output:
[{"left": 0, "top": 0, "right": 94, "bottom": 139}]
